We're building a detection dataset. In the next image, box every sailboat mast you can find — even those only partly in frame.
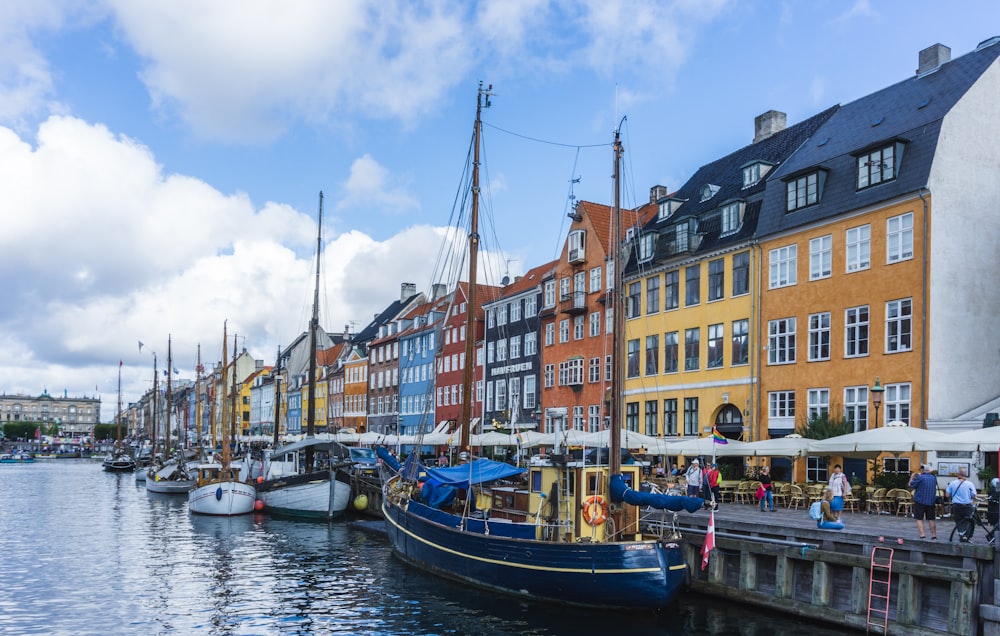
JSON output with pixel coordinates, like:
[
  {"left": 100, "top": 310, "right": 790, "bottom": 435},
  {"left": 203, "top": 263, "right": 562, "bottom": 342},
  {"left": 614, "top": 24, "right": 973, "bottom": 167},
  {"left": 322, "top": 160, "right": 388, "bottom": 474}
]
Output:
[
  {"left": 460, "top": 82, "right": 491, "bottom": 454},
  {"left": 609, "top": 124, "right": 624, "bottom": 477},
  {"left": 166, "top": 334, "right": 173, "bottom": 459},
  {"left": 152, "top": 352, "right": 159, "bottom": 459},
  {"left": 305, "top": 191, "right": 322, "bottom": 471},
  {"left": 273, "top": 345, "right": 281, "bottom": 448},
  {"left": 231, "top": 332, "right": 238, "bottom": 452},
  {"left": 116, "top": 362, "right": 123, "bottom": 442},
  {"left": 195, "top": 344, "right": 202, "bottom": 449},
  {"left": 221, "top": 321, "right": 229, "bottom": 466}
]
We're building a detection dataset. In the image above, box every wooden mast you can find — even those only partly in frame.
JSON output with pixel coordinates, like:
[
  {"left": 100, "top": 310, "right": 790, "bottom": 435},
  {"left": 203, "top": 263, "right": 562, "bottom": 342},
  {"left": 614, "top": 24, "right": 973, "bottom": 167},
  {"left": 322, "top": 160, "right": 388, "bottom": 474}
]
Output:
[
  {"left": 166, "top": 334, "right": 172, "bottom": 460},
  {"left": 609, "top": 123, "right": 624, "bottom": 478},
  {"left": 195, "top": 344, "right": 202, "bottom": 449},
  {"left": 272, "top": 345, "right": 281, "bottom": 448},
  {"left": 230, "top": 332, "right": 238, "bottom": 458},
  {"left": 459, "top": 82, "right": 491, "bottom": 454},
  {"left": 221, "top": 320, "right": 229, "bottom": 467},
  {"left": 115, "top": 361, "right": 123, "bottom": 442},
  {"left": 152, "top": 351, "right": 158, "bottom": 459},
  {"left": 305, "top": 191, "right": 323, "bottom": 471}
]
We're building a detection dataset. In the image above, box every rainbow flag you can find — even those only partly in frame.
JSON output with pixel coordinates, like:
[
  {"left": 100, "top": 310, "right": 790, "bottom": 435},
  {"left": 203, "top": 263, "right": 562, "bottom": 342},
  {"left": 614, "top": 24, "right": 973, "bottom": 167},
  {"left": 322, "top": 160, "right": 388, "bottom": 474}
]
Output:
[
  {"left": 515, "top": 431, "right": 525, "bottom": 445},
  {"left": 712, "top": 427, "right": 728, "bottom": 445}
]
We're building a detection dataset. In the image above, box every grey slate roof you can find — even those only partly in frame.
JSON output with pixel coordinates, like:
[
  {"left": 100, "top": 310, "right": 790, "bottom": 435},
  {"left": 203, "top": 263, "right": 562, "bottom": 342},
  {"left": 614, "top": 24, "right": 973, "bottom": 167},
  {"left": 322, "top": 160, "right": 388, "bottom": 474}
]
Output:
[
  {"left": 756, "top": 38, "right": 1000, "bottom": 237},
  {"left": 625, "top": 105, "right": 839, "bottom": 274}
]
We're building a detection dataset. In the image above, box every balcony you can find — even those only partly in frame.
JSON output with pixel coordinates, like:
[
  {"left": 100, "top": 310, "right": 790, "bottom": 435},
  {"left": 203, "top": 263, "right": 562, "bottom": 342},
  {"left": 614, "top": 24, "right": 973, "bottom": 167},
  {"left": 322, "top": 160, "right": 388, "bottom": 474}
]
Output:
[{"left": 559, "top": 291, "right": 587, "bottom": 315}]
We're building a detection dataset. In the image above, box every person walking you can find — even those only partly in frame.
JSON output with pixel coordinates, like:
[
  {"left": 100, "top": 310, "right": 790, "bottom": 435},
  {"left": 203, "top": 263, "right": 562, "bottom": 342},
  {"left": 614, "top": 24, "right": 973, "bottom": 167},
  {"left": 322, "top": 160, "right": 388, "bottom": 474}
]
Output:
[
  {"left": 909, "top": 463, "right": 938, "bottom": 539},
  {"left": 817, "top": 488, "right": 845, "bottom": 530},
  {"left": 828, "top": 464, "right": 850, "bottom": 521},
  {"left": 946, "top": 467, "right": 978, "bottom": 542},
  {"left": 759, "top": 466, "right": 774, "bottom": 512},
  {"left": 685, "top": 459, "right": 703, "bottom": 498}
]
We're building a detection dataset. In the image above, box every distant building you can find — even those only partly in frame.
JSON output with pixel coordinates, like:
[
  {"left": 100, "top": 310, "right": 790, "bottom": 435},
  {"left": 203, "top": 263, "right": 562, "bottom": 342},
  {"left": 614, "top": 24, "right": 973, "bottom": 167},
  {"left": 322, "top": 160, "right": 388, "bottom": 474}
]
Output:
[{"left": 0, "top": 390, "right": 101, "bottom": 436}]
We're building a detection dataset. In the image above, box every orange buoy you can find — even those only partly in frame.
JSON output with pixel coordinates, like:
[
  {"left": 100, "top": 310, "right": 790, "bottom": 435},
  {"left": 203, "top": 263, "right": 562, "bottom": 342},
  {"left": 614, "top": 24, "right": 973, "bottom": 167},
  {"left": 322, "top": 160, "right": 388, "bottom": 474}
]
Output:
[
  {"left": 254, "top": 500, "right": 264, "bottom": 511},
  {"left": 257, "top": 475, "right": 264, "bottom": 484}
]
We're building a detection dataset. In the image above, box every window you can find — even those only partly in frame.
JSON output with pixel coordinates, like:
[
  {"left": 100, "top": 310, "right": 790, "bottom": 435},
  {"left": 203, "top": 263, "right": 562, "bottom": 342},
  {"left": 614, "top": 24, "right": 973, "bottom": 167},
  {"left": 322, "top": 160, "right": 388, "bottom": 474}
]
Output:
[
  {"left": 645, "top": 334, "right": 659, "bottom": 375},
  {"left": 588, "top": 357, "right": 601, "bottom": 383},
  {"left": 638, "top": 233, "right": 655, "bottom": 261},
  {"left": 544, "top": 280, "right": 555, "bottom": 308},
  {"left": 886, "top": 298, "right": 912, "bottom": 353},
  {"left": 559, "top": 319, "right": 569, "bottom": 343},
  {"left": 588, "top": 405, "right": 601, "bottom": 433},
  {"left": 544, "top": 322, "right": 554, "bottom": 346},
  {"left": 626, "top": 402, "right": 639, "bottom": 432},
  {"left": 627, "top": 339, "right": 640, "bottom": 378},
  {"left": 845, "top": 306, "right": 869, "bottom": 357},
  {"left": 887, "top": 212, "right": 914, "bottom": 263},
  {"left": 768, "top": 391, "right": 795, "bottom": 429},
  {"left": 742, "top": 163, "right": 765, "bottom": 187},
  {"left": 510, "top": 300, "right": 521, "bottom": 322},
  {"left": 544, "top": 364, "right": 554, "bottom": 388},
  {"left": 573, "top": 315, "right": 584, "bottom": 340},
  {"left": 883, "top": 456, "right": 910, "bottom": 477},
  {"left": 568, "top": 229, "right": 586, "bottom": 262},
  {"left": 786, "top": 171, "right": 820, "bottom": 211},
  {"left": 627, "top": 282, "right": 641, "bottom": 318},
  {"left": 495, "top": 379, "right": 506, "bottom": 411},
  {"left": 707, "top": 324, "right": 724, "bottom": 369},
  {"left": 683, "top": 398, "right": 699, "bottom": 435},
  {"left": 496, "top": 339, "right": 507, "bottom": 361},
  {"left": 664, "top": 331, "right": 679, "bottom": 373},
  {"left": 808, "top": 312, "right": 831, "bottom": 361},
  {"left": 525, "top": 295, "right": 537, "bottom": 317},
  {"left": 700, "top": 184, "right": 720, "bottom": 202},
  {"left": 769, "top": 245, "right": 797, "bottom": 288},
  {"left": 523, "top": 376, "right": 536, "bottom": 409},
  {"left": 807, "top": 388, "right": 830, "bottom": 420},
  {"left": 685, "top": 265, "right": 700, "bottom": 306},
  {"left": 721, "top": 202, "right": 740, "bottom": 234},
  {"left": 809, "top": 235, "right": 832, "bottom": 280},
  {"left": 524, "top": 332, "right": 537, "bottom": 356},
  {"left": 487, "top": 308, "right": 495, "bottom": 328},
  {"left": 846, "top": 225, "right": 871, "bottom": 272},
  {"left": 768, "top": 318, "right": 796, "bottom": 364},
  {"left": 589, "top": 311, "right": 601, "bottom": 337},
  {"left": 663, "top": 399, "right": 678, "bottom": 436},
  {"left": 559, "top": 277, "right": 570, "bottom": 301},
  {"left": 806, "top": 456, "right": 829, "bottom": 483},
  {"left": 857, "top": 144, "right": 896, "bottom": 190},
  {"left": 708, "top": 258, "right": 724, "bottom": 301},
  {"left": 884, "top": 383, "right": 911, "bottom": 425},
  {"left": 844, "top": 386, "right": 869, "bottom": 432},
  {"left": 646, "top": 276, "right": 660, "bottom": 314},
  {"left": 487, "top": 342, "right": 494, "bottom": 363},
  {"left": 606, "top": 355, "right": 613, "bottom": 382},
  {"left": 684, "top": 328, "right": 700, "bottom": 371},
  {"left": 731, "top": 319, "right": 749, "bottom": 366},
  {"left": 497, "top": 304, "right": 507, "bottom": 326},
  {"left": 664, "top": 270, "right": 679, "bottom": 310},
  {"left": 644, "top": 401, "right": 658, "bottom": 436},
  {"left": 590, "top": 267, "right": 602, "bottom": 293},
  {"left": 732, "top": 251, "right": 749, "bottom": 296},
  {"left": 509, "top": 335, "right": 521, "bottom": 359},
  {"left": 558, "top": 358, "right": 584, "bottom": 386}
]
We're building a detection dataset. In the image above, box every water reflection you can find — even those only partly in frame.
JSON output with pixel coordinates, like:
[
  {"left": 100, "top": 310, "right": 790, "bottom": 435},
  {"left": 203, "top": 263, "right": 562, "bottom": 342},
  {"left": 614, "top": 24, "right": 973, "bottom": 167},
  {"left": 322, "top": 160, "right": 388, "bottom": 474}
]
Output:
[{"left": 0, "top": 462, "right": 847, "bottom": 636}]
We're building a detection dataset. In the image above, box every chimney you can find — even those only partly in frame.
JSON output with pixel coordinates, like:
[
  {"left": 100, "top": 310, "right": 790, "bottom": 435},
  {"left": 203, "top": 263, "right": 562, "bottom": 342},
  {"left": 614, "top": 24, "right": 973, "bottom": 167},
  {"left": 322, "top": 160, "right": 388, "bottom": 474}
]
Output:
[
  {"left": 400, "top": 282, "right": 416, "bottom": 301},
  {"left": 753, "top": 110, "right": 787, "bottom": 144},
  {"left": 917, "top": 43, "right": 951, "bottom": 75},
  {"left": 432, "top": 283, "right": 447, "bottom": 300},
  {"left": 649, "top": 185, "right": 667, "bottom": 204}
]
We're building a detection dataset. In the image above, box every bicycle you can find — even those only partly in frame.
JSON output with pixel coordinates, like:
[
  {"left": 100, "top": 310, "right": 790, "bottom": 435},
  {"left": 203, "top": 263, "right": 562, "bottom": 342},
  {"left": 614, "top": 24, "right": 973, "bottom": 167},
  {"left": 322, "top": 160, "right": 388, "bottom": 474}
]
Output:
[{"left": 949, "top": 503, "right": 998, "bottom": 546}]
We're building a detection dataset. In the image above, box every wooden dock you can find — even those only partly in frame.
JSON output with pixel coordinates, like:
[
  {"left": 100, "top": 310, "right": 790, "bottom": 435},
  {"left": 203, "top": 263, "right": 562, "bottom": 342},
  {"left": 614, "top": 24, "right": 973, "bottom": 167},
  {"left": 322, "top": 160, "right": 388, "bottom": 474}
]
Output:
[{"left": 644, "top": 503, "right": 997, "bottom": 635}]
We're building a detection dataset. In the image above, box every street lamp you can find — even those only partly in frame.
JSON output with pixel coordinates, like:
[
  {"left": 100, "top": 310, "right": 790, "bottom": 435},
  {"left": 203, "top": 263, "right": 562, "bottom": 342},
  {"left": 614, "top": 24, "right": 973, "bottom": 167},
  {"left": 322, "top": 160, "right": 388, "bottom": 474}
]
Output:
[{"left": 871, "top": 376, "right": 884, "bottom": 429}]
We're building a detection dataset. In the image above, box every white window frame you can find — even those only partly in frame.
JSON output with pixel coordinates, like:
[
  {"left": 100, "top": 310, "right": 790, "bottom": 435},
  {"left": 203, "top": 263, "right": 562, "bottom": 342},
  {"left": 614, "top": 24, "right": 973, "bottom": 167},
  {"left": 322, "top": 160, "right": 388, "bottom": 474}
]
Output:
[
  {"left": 846, "top": 224, "right": 871, "bottom": 272},
  {"left": 769, "top": 245, "right": 797, "bottom": 289},
  {"left": 807, "top": 388, "right": 830, "bottom": 421},
  {"left": 843, "top": 386, "right": 869, "bottom": 432},
  {"left": 808, "top": 312, "right": 831, "bottom": 361},
  {"left": 887, "top": 212, "right": 914, "bottom": 263},
  {"left": 884, "top": 383, "right": 911, "bottom": 425},
  {"left": 809, "top": 235, "right": 832, "bottom": 280},
  {"left": 845, "top": 306, "right": 869, "bottom": 358},
  {"left": 767, "top": 317, "right": 796, "bottom": 364},
  {"left": 885, "top": 298, "right": 913, "bottom": 353},
  {"left": 768, "top": 391, "right": 795, "bottom": 430}
]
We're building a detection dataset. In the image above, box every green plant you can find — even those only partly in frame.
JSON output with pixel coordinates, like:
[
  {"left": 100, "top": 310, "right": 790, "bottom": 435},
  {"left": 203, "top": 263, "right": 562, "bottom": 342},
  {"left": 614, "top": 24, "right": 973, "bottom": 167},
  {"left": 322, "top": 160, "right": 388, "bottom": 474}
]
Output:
[
  {"left": 978, "top": 465, "right": 996, "bottom": 484},
  {"left": 794, "top": 402, "right": 853, "bottom": 440}
]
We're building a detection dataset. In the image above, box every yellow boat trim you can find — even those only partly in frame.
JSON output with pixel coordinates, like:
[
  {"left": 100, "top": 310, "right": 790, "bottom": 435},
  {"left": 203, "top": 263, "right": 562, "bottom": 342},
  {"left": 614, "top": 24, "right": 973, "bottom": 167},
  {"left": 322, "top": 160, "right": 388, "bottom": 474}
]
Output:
[{"left": 383, "top": 502, "right": 667, "bottom": 575}]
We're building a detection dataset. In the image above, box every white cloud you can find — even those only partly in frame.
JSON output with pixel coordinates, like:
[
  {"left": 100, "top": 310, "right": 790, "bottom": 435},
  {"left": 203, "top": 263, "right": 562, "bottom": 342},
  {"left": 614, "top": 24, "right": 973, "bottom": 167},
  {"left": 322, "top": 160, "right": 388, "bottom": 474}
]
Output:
[{"left": 335, "top": 154, "right": 420, "bottom": 213}]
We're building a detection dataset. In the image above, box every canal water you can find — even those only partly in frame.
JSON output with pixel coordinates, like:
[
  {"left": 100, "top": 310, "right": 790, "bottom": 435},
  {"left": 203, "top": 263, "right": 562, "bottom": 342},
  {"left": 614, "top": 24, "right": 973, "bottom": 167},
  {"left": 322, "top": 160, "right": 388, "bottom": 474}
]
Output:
[{"left": 0, "top": 461, "right": 848, "bottom": 635}]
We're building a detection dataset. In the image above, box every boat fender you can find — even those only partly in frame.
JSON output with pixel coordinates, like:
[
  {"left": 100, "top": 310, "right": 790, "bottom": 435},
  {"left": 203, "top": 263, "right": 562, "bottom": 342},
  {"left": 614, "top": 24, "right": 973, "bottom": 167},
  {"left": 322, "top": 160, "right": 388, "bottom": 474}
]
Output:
[
  {"left": 582, "top": 495, "right": 608, "bottom": 526},
  {"left": 216, "top": 487, "right": 223, "bottom": 501},
  {"left": 353, "top": 494, "right": 369, "bottom": 511}
]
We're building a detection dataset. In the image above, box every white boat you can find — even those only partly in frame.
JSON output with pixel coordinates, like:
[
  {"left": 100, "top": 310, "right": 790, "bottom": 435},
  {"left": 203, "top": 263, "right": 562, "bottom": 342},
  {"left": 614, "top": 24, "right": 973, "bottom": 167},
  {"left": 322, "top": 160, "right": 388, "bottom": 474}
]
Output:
[
  {"left": 188, "top": 462, "right": 256, "bottom": 515},
  {"left": 145, "top": 457, "right": 197, "bottom": 494},
  {"left": 255, "top": 438, "right": 353, "bottom": 520},
  {"left": 188, "top": 321, "right": 255, "bottom": 516}
]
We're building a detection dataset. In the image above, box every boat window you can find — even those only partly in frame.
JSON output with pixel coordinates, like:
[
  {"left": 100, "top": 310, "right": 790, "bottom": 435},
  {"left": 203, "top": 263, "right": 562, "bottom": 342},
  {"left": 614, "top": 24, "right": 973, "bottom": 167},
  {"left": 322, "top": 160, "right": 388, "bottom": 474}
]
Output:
[{"left": 531, "top": 470, "right": 542, "bottom": 492}]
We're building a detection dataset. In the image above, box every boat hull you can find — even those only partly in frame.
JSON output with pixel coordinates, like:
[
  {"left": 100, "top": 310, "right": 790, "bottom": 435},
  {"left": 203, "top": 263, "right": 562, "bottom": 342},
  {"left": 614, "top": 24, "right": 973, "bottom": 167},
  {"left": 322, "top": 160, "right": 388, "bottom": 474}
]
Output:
[
  {"left": 188, "top": 480, "right": 256, "bottom": 516},
  {"left": 146, "top": 478, "right": 195, "bottom": 494},
  {"left": 257, "top": 470, "right": 352, "bottom": 520},
  {"left": 381, "top": 496, "right": 688, "bottom": 610}
]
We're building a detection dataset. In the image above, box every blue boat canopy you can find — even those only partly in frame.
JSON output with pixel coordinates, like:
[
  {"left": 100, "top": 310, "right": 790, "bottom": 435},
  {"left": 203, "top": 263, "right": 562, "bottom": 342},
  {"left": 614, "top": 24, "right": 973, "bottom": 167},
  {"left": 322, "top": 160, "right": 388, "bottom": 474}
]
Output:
[{"left": 423, "top": 458, "right": 525, "bottom": 489}]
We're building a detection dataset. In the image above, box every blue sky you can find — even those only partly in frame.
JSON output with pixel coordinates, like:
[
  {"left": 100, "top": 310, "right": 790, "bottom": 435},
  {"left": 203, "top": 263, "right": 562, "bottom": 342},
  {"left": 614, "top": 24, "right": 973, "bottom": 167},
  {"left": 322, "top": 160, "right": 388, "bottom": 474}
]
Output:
[{"left": 1, "top": 0, "right": 997, "bottom": 419}]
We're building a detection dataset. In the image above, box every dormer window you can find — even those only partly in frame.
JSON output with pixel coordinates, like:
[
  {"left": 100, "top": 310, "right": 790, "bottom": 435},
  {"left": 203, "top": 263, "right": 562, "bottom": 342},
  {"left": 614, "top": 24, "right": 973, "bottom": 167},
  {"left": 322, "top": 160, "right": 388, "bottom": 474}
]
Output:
[
  {"left": 638, "top": 233, "right": 655, "bottom": 262},
  {"left": 721, "top": 202, "right": 741, "bottom": 235},
  {"left": 856, "top": 140, "right": 905, "bottom": 190},
  {"left": 784, "top": 169, "right": 827, "bottom": 212},
  {"left": 741, "top": 161, "right": 773, "bottom": 188},
  {"left": 657, "top": 197, "right": 684, "bottom": 220},
  {"left": 676, "top": 223, "right": 689, "bottom": 253},
  {"left": 700, "top": 184, "right": 720, "bottom": 202},
  {"left": 568, "top": 229, "right": 586, "bottom": 263}
]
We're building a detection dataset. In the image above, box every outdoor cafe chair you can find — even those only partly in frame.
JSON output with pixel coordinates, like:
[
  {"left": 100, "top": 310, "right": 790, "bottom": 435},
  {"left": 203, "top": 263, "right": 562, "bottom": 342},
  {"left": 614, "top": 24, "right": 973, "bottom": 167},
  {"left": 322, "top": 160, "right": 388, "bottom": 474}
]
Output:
[
  {"left": 867, "top": 487, "right": 889, "bottom": 515},
  {"left": 787, "top": 484, "right": 808, "bottom": 510}
]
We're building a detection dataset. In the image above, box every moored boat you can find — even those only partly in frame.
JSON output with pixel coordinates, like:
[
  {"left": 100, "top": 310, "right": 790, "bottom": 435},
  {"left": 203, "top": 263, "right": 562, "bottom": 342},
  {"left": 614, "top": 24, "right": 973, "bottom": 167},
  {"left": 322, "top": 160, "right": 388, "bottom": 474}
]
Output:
[
  {"left": 0, "top": 451, "right": 35, "bottom": 463},
  {"left": 255, "top": 438, "right": 353, "bottom": 519}
]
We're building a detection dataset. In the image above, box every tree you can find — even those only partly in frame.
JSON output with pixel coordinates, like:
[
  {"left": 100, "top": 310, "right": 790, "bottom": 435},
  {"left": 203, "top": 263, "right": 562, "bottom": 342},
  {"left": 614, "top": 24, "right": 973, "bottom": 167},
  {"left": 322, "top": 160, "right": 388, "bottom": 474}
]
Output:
[{"left": 794, "top": 402, "right": 853, "bottom": 439}]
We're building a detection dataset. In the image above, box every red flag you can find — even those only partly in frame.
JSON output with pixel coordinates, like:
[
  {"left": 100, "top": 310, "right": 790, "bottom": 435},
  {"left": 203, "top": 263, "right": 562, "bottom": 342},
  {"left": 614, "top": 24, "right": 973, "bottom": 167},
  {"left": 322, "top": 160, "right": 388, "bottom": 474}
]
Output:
[
  {"left": 701, "top": 509, "right": 715, "bottom": 571},
  {"left": 35, "top": 427, "right": 41, "bottom": 439}
]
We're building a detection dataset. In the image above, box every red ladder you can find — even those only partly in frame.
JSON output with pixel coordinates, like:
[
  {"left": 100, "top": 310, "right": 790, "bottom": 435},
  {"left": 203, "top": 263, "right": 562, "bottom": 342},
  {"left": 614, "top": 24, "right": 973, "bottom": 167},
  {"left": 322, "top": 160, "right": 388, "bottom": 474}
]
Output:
[{"left": 867, "top": 546, "right": 894, "bottom": 634}]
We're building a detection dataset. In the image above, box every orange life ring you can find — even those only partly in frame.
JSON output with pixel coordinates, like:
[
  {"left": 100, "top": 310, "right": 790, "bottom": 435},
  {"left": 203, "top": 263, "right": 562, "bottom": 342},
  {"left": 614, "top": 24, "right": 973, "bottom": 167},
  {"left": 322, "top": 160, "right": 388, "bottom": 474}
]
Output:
[{"left": 582, "top": 495, "right": 608, "bottom": 526}]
